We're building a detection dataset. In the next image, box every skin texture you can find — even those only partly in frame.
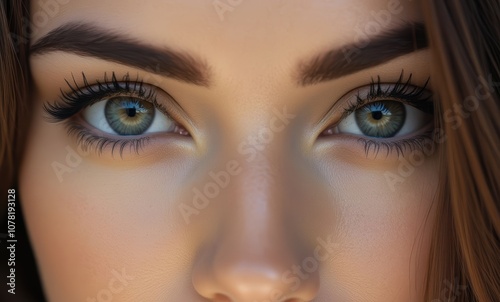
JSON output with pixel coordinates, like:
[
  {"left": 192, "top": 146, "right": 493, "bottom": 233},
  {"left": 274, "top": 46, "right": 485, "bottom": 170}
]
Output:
[{"left": 20, "top": 0, "right": 439, "bottom": 301}]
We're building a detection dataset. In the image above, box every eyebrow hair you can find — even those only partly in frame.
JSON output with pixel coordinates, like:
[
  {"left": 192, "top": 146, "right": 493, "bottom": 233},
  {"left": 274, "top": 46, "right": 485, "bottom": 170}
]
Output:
[
  {"left": 296, "top": 23, "right": 428, "bottom": 86},
  {"left": 30, "top": 23, "right": 211, "bottom": 87}
]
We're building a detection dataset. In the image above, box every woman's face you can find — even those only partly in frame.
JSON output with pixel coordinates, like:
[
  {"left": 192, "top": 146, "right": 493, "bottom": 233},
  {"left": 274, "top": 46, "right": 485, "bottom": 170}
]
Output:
[{"left": 21, "top": 0, "right": 439, "bottom": 301}]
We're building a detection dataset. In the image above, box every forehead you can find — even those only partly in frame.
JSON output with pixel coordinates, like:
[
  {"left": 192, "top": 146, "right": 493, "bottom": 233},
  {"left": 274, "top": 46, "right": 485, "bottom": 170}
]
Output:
[{"left": 30, "top": 0, "right": 424, "bottom": 63}]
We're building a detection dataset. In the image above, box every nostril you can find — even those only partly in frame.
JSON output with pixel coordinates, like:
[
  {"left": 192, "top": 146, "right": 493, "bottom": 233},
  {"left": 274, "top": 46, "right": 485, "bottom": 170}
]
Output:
[
  {"left": 213, "top": 293, "right": 232, "bottom": 302},
  {"left": 211, "top": 294, "right": 305, "bottom": 302},
  {"left": 212, "top": 294, "right": 308, "bottom": 302}
]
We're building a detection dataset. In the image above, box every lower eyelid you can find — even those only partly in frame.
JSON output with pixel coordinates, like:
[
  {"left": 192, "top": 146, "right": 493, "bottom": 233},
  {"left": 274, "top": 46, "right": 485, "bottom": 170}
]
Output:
[
  {"left": 359, "top": 132, "right": 436, "bottom": 158},
  {"left": 55, "top": 103, "right": 191, "bottom": 157},
  {"left": 63, "top": 121, "right": 152, "bottom": 156},
  {"left": 321, "top": 135, "right": 436, "bottom": 162}
]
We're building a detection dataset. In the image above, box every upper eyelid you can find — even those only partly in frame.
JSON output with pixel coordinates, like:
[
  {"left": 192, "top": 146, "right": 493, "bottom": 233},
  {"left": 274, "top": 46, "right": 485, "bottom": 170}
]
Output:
[
  {"left": 44, "top": 73, "right": 161, "bottom": 122},
  {"left": 340, "top": 86, "right": 433, "bottom": 124},
  {"left": 68, "top": 72, "right": 154, "bottom": 101},
  {"left": 346, "top": 84, "right": 433, "bottom": 115}
]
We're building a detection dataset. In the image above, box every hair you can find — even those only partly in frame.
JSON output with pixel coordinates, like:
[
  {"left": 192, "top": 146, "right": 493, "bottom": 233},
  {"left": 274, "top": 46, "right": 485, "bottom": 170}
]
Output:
[
  {"left": 0, "top": 1, "right": 46, "bottom": 301},
  {"left": 0, "top": 0, "right": 30, "bottom": 195},
  {"left": 422, "top": 0, "right": 500, "bottom": 301},
  {"left": 0, "top": 0, "right": 498, "bottom": 301}
]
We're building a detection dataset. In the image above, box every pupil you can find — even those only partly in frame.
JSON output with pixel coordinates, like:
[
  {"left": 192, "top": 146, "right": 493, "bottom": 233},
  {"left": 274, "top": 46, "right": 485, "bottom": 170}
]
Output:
[
  {"left": 371, "top": 111, "right": 383, "bottom": 120},
  {"left": 125, "top": 107, "right": 136, "bottom": 117}
]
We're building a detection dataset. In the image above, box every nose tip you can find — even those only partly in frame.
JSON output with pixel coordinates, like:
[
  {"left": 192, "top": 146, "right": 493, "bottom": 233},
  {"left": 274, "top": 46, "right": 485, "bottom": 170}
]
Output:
[
  {"left": 193, "top": 263, "right": 318, "bottom": 302},
  {"left": 192, "top": 240, "right": 320, "bottom": 302},
  {"left": 213, "top": 293, "right": 308, "bottom": 302}
]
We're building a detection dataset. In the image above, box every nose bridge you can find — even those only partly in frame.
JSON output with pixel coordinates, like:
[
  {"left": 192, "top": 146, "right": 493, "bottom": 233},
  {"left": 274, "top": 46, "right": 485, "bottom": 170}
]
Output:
[
  {"left": 218, "top": 131, "right": 299, "bottom": 242},
  {"left": 191, "top": 142, "right": 320, "bottom": 301},
  {"left": 220, "top": 152, "right": 295, "bottom": 249},
  {"left": 211, "top": 105, "right": 300, "bottom": 226}
]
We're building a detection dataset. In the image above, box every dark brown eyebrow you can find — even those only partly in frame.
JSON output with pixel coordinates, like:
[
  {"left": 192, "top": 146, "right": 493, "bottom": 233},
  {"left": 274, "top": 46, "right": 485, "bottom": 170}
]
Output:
[
  {"left": 30, "top": 23, "right": 211, "bottom": 87},
  {"left": 296, "top": 23, "right": 427, "bottom": 86}
]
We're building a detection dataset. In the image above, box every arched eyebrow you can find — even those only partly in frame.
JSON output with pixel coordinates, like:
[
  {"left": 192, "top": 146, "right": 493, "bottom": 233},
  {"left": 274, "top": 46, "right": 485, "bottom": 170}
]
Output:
[
  {"left": 295, "top": 22, "right": 428, "bottom": 86},
  {"left": 30, "top": 22, "right": 212, "bottom": 87}
]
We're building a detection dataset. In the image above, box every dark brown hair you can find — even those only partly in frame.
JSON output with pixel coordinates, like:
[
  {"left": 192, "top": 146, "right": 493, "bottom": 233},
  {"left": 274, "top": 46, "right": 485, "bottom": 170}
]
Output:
[
  {"left": 0, "top": 1, "right": 46, "bottom": 301},
  {"left": 0, "top": 0, "right": 30, "bottom": 195},
  {"left": 422, "top": 0, "right": 500, "bottom": 301},
  {"left": 0, "top": 0, "right": 498, "bottom": 301}
]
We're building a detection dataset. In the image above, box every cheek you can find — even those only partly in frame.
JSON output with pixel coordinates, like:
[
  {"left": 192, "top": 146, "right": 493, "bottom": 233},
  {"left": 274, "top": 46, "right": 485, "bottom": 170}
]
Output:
[
  {"left": 18, "top": 111, "right": 200, "bottom": 300},
  {"left": 316, "top": 153, "right": 438, "bottom": 299}
]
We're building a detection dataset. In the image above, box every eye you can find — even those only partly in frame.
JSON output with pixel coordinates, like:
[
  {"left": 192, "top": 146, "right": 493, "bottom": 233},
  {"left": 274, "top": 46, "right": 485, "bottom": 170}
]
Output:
[
  {"left": 43, "top": 72, "right": 193, "bottom": 156},
  {"left": 330, "top": 100, "right": 433, "bottom": 138},
  {"left": 82, "top": 96, "right": 182, "bottom": 136}
]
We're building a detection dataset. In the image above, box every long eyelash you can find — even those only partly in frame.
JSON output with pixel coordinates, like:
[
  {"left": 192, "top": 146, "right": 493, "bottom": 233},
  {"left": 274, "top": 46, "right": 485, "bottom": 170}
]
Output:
[
  {"left": 44, "top": 71, "right": 156, "bottom": 122},
  {"left": 358, "top": 131, "right": 435, "bottom": 158},
  {"left": 341, "top": 70, "right": 433, "bottom": 121}
]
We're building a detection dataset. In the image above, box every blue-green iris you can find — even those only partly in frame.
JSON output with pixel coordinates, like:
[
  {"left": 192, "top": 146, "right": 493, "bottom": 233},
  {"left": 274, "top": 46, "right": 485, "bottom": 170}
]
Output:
[
  {"left": 105, "top": 97, "right": 155, "bottom": 135},
  {"left": 354, "top": 101, "right": 406, "bottom": 137}
]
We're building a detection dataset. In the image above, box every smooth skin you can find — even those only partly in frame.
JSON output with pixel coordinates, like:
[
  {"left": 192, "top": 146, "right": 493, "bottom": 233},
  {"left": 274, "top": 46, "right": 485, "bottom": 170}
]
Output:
[{"left": 21, "top": 0, "right": 438, "bottom": 301}]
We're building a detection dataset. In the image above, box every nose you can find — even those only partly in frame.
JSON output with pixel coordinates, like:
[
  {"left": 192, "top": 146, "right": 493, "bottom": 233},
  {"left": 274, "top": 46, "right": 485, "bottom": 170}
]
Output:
[
  {"left": 191, "top": 157, "right": 320, "bottom": 302},
  {"left": 192, "top": 224, "right": 320, "bottom": 302}
]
